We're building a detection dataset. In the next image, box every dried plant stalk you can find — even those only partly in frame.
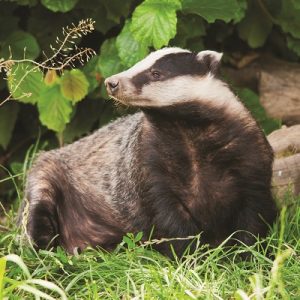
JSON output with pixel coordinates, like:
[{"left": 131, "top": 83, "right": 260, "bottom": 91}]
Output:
[{"left": 0, "top": 19, "right": 96, "bottom": 106}]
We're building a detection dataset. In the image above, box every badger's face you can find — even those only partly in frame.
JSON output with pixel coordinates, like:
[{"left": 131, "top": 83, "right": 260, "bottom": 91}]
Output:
[{"left": 105, "top": 48, "right": 230, "bottom": 108}]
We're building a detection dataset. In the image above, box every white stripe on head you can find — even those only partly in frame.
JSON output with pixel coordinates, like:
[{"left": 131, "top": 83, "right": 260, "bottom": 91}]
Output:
[
  {"left": 119, "top": 47, "right": 191, "bottom": 78},
  {"left": 132, "top": 74, "right": 247, "bottom": 115}
]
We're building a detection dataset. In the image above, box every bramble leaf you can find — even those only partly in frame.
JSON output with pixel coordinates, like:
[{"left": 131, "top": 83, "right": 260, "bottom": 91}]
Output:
[
  {"left": 182, "top": 0, "right": 245, "bottom": 23},
  {"left": 60, "top": 69, "right": 89, "bottom": 103},
  {"left": 38, "top": 84, "right": 73, "bottom": 132},
  {"left": 41, "top": 0, "right": 79, "bottom": 13},
  {"left": 116, "top": 20, "right": 149, "bottom": 68},
  {"left": 8, "top": 62, "right": 44, "bottom": 104},
  {"left": 131, "top": 0, "right": 181, "bottom": 49},
  {"left": 98, "top": 38, "right": 124, "bottom": 78},
  {"left": 0, "top": 30, "right": 40, "bottom": 60},
  {"left": 238, "top": 0, "right": 273, "bottom": 48}
]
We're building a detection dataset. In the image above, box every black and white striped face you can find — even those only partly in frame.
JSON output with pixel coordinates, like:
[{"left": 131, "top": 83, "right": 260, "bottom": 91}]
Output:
[{"left": 105, "top": 47, "right": 235, "bottom": 108}]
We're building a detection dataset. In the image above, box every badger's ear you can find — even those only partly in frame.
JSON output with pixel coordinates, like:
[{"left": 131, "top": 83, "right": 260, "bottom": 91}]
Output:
[{"left": 197, "top": 50, "right": 223, "bottom": 75}]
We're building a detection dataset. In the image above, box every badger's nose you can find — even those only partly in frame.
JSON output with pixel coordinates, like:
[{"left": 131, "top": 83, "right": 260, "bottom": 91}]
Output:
[{"left": 105, "top": 77, "right": 119, "bottom": 95}]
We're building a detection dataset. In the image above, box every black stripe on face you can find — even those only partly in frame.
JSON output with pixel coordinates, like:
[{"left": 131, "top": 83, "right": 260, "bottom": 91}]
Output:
[{"left": 131, "top": 52, "right": 211, "bottom": 91}]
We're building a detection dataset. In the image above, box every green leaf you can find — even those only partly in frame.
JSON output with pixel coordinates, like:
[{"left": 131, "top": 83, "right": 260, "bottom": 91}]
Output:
[
  {"left": 0, "top": 30, "right": 40, "bottom": 60},
  {"left": 123, "top": 236, "right": 134, "bottom": 249},
  {"left": 182, "top": 0, "right": 244, "bottom": 23},
  {"left": 116, "top": 21, "right": 149, "bottom": 68},
  {"left": 60, "top": 69, "right": 89, "bottom": 103},
  {"left": 135, "top": 232, "right": 143, "bottom": 242},
  {"left": 98, "top": 38, "right": 124, "bottom": 78},
  {"left": 41, "top": 0, "right": 79, "bottom": 12},
  {"left": 233, "top": 0, "right": 248, "bottom": 23},
  {"left": 38, "top": 84, "right": 73, "bottom": 132},
  {"left": 237, "top": 1, "right": 273, "bottom": 48},
  {"left": 8, "top": 62, "right": 45, "bottom": 104},
  {"left": 287, "top": 36, "right": 300, "bottom": 56},
  {"left": 131, "top": 0, "right": 181, "bottom": 49},
  {"left": 238, "top": 88, "right": 280, "bottom": 134},
  {"left": 0, "top": 103, "right": 19, "bottom": 149},
  {"left": 276, "top": 0, "right": 300, "bottom": 38}
]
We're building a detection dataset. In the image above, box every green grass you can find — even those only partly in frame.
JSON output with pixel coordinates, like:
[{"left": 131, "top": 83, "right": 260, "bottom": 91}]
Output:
[
  {"left": 0, "top": 153, "right": 299, "bottom": 299},
  {"left": 0, "top": 197, "right": 299, "bottom": 299}
]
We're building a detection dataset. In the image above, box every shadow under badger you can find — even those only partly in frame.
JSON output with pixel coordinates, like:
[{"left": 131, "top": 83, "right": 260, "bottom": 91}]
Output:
[{"left": 20, "top": 48, "right": 277, "bottom": 256}]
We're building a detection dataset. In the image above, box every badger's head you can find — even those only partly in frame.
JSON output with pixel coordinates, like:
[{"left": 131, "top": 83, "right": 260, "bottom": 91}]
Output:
[{"left": 105, "top": 47, "right": 236, "bottom": 109}]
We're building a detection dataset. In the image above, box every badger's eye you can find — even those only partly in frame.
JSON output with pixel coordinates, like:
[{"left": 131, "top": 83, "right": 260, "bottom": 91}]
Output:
[{"left": 151, "top": 70, "right": 161, "bottom": 79}]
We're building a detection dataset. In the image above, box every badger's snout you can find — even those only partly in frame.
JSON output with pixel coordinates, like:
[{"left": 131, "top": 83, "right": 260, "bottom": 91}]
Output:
[{"left": 105, "top": 77, "right": 119, "bottom": 95}]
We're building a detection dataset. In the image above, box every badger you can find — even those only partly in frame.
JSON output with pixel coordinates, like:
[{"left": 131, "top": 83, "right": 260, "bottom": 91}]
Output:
[{"left": 20, "top": 47, "right": 277, "bottom": 256}]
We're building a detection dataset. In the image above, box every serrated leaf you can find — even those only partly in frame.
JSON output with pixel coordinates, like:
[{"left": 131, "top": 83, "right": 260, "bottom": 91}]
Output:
[
  {"left": 98, "top": 38, "right": 124, "bottom": 78},
  {"left": 182, "top": 0, "right": 244, "bottom": 23},
  {"left": 0, "top": 30, "right": 40, "bottom": 60},
  {"left": 8, "top": 62, "right": 45, "bottom": 104},
  {"left": 238, "top": 88, "right": 280, "bottom": 134},
  {"left": 116, "top": 21, "right": 149, "bottom": 68},
  {"left": 287, "top": 35, "right": 300, "bottom": 56},
  {"left": 238, "top": 1, "right": 273, "bottom": 48},
  {"left": 131, "top": 0, "right": 181, "bottom": 49},
  {"left": 276, "top": 0, "right": 300, "bottom": 38},
  {"left": 0, "top": 103, "right": 19, "bottom": 149},
  {"left": 60, "top": 69, "right": 89, "bottom": 103},
  {"left": 41, "top": 0, "right": 79, "bottom": 12},
  {"left": 38, "top": 84, "right": 73, "bottom": 132}
]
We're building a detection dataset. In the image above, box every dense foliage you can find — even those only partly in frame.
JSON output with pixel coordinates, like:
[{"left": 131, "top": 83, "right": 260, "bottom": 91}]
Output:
[{"left": 0, "top": 0, "right": 300, "bottom": 204}]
